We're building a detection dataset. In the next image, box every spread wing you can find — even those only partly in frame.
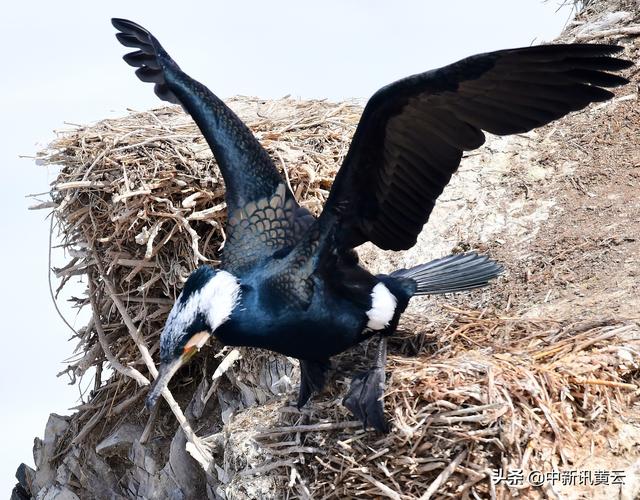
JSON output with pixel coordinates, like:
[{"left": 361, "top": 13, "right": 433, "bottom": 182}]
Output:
[
  {"left": 111, "top": 19, "right": 314, "bottom": 273},
  {"left": 319, "top": 44, "right": 632, "bottom": 251}
]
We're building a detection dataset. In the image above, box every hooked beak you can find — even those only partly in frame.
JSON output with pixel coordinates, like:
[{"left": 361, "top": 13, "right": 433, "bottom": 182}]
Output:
[
  {"left": 145, "top": 357, "right": 183, "bottom": 411},
  {"left": 145, "top": 332, "right": 211, "bottom": 411}
]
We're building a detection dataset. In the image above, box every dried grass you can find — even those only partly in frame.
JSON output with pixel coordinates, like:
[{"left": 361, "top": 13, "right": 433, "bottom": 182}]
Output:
[{"left": 250, "top": 311, "right": 640, "bottom": 498}]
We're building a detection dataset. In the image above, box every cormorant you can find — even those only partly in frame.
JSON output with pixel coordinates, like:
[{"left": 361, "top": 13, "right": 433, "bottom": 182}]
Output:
[{"left": 111, "top": 18, "right": 632, "bottom": 432}]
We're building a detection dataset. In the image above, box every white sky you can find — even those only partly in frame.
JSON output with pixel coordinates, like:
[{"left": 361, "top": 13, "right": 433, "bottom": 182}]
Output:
[{"left": 0, "top": 0, "right": 574, "bottom": 494}]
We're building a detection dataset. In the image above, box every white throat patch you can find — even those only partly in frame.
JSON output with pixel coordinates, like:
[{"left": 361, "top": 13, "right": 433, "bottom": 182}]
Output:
[
  {"left": 165, "top": 270, "right": 241, "bottom": 340},
  {"left": 366, "top": 283, "right": 397, "bottom": 330},
  {"left": 199, "top": 270, "right": 242, "bottom": 329}
]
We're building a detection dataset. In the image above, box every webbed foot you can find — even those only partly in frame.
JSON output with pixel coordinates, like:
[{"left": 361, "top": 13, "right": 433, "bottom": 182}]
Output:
[{"left": 343, "top": 336, "right": 389, "bottom": 433}]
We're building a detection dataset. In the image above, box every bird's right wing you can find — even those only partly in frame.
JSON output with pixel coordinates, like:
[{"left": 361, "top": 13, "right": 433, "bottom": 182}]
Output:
[
  {"left": 112, "top": 19, "right": 314, "bottom": 273},
  {"left": 317, "top": 44, "right": 632, "bottom": 252}
]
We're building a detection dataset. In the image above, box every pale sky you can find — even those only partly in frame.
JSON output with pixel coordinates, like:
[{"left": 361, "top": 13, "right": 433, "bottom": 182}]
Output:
[{"left": 0, "top": 0, "right": 573, "bottom": 494}]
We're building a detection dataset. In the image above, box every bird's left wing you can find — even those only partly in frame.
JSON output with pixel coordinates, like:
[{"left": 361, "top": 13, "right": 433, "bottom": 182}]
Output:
[
  {"left": 318, "top": 44, "right": 632, "bottom": 251},
  {"left": 111, "top": 19, "right": 314, "bottom": 273}
]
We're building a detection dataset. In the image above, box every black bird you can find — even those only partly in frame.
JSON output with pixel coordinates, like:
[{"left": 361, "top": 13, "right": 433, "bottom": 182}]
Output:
[{"left": 111, "top": 18, "right": 631, "bottom": 432}]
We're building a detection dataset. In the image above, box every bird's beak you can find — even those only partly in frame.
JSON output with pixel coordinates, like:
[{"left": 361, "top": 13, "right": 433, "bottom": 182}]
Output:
[
  {"left": 145, "top": 331, "right": 211, "bottom": 410},
  {"left": 145, "top": 357, "right": 183, "bottom": 411}
]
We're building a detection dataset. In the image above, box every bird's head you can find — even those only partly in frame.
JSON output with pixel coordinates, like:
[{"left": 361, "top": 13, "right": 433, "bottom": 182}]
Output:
[{"left": 146, "top": 266, "right": 241, "bottom": 410}]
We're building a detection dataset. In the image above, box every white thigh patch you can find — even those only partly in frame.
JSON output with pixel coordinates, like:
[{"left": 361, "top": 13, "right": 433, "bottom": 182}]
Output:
[{"left": 366, "top": 283, "right": 397, "bottom": 330}]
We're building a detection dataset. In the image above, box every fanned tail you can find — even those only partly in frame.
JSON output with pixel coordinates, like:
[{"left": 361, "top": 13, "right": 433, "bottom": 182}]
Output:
[{"left": 391, "top": 252, "right": 503, "bottom": 295}]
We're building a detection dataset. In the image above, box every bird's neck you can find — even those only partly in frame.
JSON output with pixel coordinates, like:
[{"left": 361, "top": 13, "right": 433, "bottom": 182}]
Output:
[{"left": 199, "top": 270, "right": 242, "bottom": 331}]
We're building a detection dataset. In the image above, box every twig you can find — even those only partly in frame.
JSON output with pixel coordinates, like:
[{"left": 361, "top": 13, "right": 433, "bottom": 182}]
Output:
[
  {"left": 55, "top": 180, "right": 111, "bottom": 190},
  {"left": 89, "top": 279, "right": 149, "bottom": 387},
  {"left": 139, "top": 402, "right": 161, "bottom": 444},
  {"left": 572, "top": 325, "right": 635, "bottom": 353},
  {"left": 572, "top": 378, "right": 638, "bottom": 390},
  {"left": 29, "top": 201, "right": 58, "bottom": 210},
  {"left": 275, "top": 149, "right": 295, "bottom": 195},
  {"left": 238, "top": 459, "right": 296, "bottom": 477},
  {"left": 256, "top": 420, "right": 363, "bottom": 437},
  {"left": 72, "top": 408, "right": 107, "bottom": 445},
  {"left": 93, "top": 256, "right": 157, "bottom": 377},
  {"left": 47, "top": 216, "right": 79, "bottom": 337},
  {"left": 591, "top": 93, "right": 637, "bottom": 112},
  {"left": 267, "top": 446, "right": 325, "bottom": 456},
  {"left": 92, "top": 250, "right": 212, "bottom": 469},
  {"left": 574, "top": 25, "right": 640, "bottom": 41},
  {"left": 355, "top": 471, "right": 401, "bottom": 500},
  {"left": 111, "top": 391, "right": 146, "bottom": 415},
  {"left": 200, "top": 348, "right": 242, "bottom": 410},
  {"left": 419, "top": 449, "right": 467, "bottom": 500}
]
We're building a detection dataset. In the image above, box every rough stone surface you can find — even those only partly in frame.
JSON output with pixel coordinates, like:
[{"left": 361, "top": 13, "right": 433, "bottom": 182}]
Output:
[{"left": 96, "top": 423, "right": 143, "bottom": 458}]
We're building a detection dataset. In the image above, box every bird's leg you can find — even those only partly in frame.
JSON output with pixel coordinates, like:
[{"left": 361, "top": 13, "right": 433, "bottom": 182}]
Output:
[
  {"left": 297, "top": 359, "right": 331, "bottom": 409},
  {"left": 343, "top": 334, "right": 389, "bottom": 433}
]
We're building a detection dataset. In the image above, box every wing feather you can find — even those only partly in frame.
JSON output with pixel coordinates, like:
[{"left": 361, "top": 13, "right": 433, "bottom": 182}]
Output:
[
  {"left": 112, "top": 18, "right": 314, "bottom": 272},
  {"left": 317, "top": 43, "right": 631, "bottom": 250}
]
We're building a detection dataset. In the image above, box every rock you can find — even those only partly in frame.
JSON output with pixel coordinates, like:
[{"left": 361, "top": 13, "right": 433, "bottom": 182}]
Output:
[
  {"left": 62, "top": 447, "right": 123, "bottom": 498},
  {"left": 36, "top": 485, "right": 80, "bottom": 500},
  {"left": 130, "top": 438, "right": 164, "bottom": 475},
  {"left": 167, "top": 427, "right": 208, "bottom": 498},
  {"left": 10, "top": 484, "right": 30, "bottom": 500},
  {"left": 32, "top": 414, "right": 70, "bottom": 495},
  {"left": 96, "top": 423, "right": 143, "bottom": 458},
  {"left": 14, "top": 463, "right": 35, "bottom": 496},
  {"left": 133, "top": 468, "right": 183, "bottom": 500}
]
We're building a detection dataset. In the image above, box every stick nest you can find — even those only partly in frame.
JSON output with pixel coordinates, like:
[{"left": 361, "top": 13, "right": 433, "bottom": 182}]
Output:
[{"left": 36, "top": 94, "right": 640, "bottom": 499}]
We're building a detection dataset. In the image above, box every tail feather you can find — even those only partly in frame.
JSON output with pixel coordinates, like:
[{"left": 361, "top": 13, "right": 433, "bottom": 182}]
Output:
[{"left": 391, "top": 252, "right": 503, "bottom": 295}]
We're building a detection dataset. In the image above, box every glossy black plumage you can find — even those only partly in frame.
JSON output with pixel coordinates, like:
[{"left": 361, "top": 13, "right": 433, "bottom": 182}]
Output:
[
  {"left": 112, "top": 18, "right": 631, "bottom": 431},
  {"left": 319, "top": 45, "right": 632, "bottom": 251},
  {"left": 111, "top": 18, "right": 314, "bottom": 275}
]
